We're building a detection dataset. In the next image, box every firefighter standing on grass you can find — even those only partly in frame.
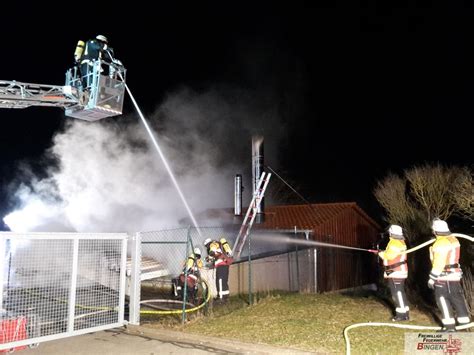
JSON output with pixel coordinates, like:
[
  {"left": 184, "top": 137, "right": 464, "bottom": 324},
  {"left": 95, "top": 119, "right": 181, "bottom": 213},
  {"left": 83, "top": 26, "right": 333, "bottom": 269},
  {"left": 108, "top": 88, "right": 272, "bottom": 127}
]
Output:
[
  {"left": 428, "top": 219, "right": 471, "bottom": 332},
  {"left": 377, "top": 224, "right": 410, "bottom": 321},
  {"left": 204, "top": 237, "right": 233, "bottom": 302}
]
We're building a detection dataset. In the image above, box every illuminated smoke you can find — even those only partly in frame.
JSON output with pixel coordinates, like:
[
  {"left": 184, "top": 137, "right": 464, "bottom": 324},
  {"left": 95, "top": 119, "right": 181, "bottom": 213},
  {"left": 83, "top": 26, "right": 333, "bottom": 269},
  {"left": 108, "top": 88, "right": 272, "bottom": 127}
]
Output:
[{"left": 4, "top": 86, "right": 285, "bottom": 233}]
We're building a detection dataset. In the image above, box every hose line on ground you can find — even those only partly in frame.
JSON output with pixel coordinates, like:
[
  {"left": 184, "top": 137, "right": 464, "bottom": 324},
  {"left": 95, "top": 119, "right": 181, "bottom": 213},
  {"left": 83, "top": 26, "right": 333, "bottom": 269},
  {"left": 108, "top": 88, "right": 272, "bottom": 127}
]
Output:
[
  {"left": 346, "top": 233, "right": 473, "bottom": 354},
  {"left": 140, "top": 279, "right": 211, "bottom": 315}
]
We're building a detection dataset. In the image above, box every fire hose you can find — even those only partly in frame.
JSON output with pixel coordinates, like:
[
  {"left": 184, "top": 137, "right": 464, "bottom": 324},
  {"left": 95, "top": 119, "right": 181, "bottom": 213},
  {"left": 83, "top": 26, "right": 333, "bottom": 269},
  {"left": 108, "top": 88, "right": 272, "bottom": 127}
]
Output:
[
  {"left": 368, "top": 238, "right": 435, "bottom": 255},
  {"left": 367, "top": 233, "right": 474, "bottom": 255},
  {"left": 140, "top": 279, "right": 211, "bottom": 315},
  {"left": 347, "top": 233, "right": 474, "bottom": 354},
  {"left": 344, "top": 321, "right": 474, "bottom": 355}
]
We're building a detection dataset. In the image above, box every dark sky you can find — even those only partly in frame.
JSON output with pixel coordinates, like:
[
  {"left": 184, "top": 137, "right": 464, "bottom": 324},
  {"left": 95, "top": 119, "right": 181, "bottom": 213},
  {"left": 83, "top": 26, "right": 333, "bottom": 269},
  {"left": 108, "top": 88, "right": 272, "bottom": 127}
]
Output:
[{"left": 1, "top": 2, "right": 473, "bottom": 225}]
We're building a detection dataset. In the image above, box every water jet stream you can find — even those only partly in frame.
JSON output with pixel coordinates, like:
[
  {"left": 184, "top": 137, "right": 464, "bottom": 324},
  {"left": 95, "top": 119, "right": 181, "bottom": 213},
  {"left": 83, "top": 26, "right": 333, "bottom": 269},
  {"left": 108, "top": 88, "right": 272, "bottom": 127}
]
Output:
[
  {"left": 254, "top": 234, "right": 370, "bottom": 252},
  {"left": 123, "top": 81, "right": 201, "bottom": 236}
]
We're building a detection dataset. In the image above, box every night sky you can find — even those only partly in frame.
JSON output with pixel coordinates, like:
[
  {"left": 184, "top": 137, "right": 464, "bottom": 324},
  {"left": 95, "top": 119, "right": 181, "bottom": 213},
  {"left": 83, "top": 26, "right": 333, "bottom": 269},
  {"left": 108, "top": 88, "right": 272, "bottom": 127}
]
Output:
[{"left": 1, "top": 2, "right": 473, "bottom": 226}]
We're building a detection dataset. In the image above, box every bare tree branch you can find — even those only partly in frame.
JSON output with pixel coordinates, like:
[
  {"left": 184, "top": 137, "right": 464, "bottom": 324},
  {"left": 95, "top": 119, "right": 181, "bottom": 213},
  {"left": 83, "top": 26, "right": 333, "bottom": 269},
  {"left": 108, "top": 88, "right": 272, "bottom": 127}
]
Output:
[
  {"left": 373, "top": 173, "right": 417, "bottom": 241},
  {"left": 452, "top": 167, "right": 474, "bottom": 221},
  {"left": 374, "top": 164, "right": 473, "bottom": 240},
  {"left": 405, "top": 163, "right": 462, "bottom": 221}
]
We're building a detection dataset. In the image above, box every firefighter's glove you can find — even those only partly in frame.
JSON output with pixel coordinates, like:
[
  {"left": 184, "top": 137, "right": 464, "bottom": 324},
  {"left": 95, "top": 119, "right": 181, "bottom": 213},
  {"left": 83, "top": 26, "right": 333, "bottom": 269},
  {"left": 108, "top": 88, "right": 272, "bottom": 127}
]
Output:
[{"left": 427, "top": 279, "right": 435, "bottom": 290}]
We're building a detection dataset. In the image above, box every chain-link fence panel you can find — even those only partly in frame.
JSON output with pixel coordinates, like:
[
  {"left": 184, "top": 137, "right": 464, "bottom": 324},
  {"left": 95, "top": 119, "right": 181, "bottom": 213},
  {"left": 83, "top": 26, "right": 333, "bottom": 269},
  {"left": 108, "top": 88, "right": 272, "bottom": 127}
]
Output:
[
  {"left": 136, "top": 227, "right": 314, "bottom": 320},
  {"left": 138, "top": 228, "right": 202, "bottom": 323},
  {"left": 229, "top": 230, "right": 314, "bottom": 297},
  {"left": 138, "top": 227, "right": 239, "bottom": 322}
]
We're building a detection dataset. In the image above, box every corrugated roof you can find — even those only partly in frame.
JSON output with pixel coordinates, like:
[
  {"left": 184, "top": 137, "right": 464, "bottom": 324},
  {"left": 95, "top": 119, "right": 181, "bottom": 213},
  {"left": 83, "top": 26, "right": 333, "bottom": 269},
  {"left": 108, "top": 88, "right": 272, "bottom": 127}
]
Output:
[
  {"left": 198, "top": 202, "right": 380, "bottom": 231},
  {"left": 256, "top": 202, "right": 380, "bottom": 230}
]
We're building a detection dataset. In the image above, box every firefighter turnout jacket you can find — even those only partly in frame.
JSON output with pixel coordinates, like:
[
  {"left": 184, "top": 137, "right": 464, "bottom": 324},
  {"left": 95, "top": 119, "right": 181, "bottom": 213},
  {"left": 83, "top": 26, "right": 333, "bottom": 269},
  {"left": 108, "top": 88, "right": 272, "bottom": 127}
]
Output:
[
  {"left": 429, "top": 235, "right": 462, "bottom": 281},
  {"left": 379, "top": 238, "right": 408, "bottom": 279},
  {"left": 81, "top": 39, "right": 114, "bottom": 63},
  {"left": 206, "top": 239, "right": 233, "bottom": 267}
]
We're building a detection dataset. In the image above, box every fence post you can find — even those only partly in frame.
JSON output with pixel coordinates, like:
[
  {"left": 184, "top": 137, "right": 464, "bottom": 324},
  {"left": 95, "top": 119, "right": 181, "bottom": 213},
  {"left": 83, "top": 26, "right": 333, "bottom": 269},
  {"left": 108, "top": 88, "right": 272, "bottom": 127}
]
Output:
[
  {"left": 328, "top": 235, "right": 335, "bottom": 291},
  {"left": 0, "top": 236, "right": 5, "bottom": 310},
  {"left": 129, "top": 232, "right": 141, "bottom": 325},
  {"left": 248, "top": 231, "right": 252, "bottom": 305},
  {"left": 295, "top": 228, "right": 300, "bottom": 292},
  {"left": 67, "top": 238, "right": 79, "bottom": 333},
  {"left": 287, "top": 251, "right": 292, "bottom": 291},
  {"left": 305, "top": 231, "right": 317, "bottom": 293},
  {"left": 182, "top": 227, "right": 191, "bottom": 324},
  {"left": 118, "top": 236, "right": 128, "bottom": 324}
]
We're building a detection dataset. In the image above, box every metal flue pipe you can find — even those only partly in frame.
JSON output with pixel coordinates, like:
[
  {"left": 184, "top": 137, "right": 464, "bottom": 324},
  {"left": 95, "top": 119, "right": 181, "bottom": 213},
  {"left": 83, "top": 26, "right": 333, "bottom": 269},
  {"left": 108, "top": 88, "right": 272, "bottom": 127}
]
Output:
[
  {"left": 234, "top": 174, "right": 242, "bottom": 216},
  {"left": 252, "top": 135, "right": 264, "bottom": 223}
]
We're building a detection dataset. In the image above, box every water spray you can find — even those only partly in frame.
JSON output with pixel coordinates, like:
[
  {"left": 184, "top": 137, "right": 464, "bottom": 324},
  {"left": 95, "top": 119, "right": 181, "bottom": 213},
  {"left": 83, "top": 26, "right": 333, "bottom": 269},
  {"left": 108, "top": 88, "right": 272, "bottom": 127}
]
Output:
[
  {"left": 254, "top": 232, "right": 474, "bottom": 255},
  {"left": 122, "top": 78, "right": 201, "bottom": 236},
  {"left": 254, "top": 233, "right": 372, "bottom": 252}
]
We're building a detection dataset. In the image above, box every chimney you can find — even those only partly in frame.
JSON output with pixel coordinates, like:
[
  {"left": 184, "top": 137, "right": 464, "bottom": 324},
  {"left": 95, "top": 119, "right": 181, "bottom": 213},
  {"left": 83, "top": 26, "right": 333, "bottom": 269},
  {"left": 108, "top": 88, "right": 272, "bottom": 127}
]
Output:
[
  {"left": 234, "top": 174, "right": 242, "bottom": 216},
  {"left": 252, "top": 135, "right": 264, "bottom": 223}
]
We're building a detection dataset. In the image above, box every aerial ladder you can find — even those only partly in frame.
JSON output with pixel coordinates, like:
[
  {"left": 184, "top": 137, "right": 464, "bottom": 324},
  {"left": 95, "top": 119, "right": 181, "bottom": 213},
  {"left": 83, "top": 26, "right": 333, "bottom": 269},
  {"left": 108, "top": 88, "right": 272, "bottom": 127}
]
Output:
[
  {"left": 0, "top": 59, "right": 126, "bottom": 121},
  {"left": 232, "top": 172, "right": 272, "bottom": 259}
]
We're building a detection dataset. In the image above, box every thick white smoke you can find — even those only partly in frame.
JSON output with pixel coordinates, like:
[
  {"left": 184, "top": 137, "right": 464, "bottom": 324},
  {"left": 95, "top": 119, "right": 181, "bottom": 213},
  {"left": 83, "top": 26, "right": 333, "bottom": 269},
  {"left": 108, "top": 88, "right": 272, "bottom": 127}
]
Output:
[{"left": 4, "top": 86, "right": 284, "bottom": 233}]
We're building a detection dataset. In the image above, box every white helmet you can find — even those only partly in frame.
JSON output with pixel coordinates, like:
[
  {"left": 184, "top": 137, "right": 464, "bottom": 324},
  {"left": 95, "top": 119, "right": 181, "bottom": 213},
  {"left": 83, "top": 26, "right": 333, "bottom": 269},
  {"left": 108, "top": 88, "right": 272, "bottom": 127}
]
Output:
[
  {"left": 204, "top": 238, "right": 212, "bottom": 246},
  {"left": 432, "top": 219, "right": 450, "bottom": 235},
  {"left": 96, "top": 34, "right": 108, "bottom": 43},
  {"left": 193, "top": 247, "right": 201, "bottom": 257},
  {"left": 388, "top": 224, "right": 404, "bottom": 239}
]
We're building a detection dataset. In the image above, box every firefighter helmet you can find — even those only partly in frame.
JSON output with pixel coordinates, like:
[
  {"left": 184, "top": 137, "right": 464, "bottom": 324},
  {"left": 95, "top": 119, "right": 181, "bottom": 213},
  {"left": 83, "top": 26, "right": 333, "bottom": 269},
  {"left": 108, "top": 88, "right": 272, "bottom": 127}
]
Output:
[
  {"left": 432, "top": 219, "right": 450, "bottom": 235},
  {"left": 204, "top": 238, "right": 212, "bottom": 247},
  {"left": 193, "top": 247, "right": 201, "bottom": 257},
  {"left": 388, "top": 224, "right": 403, "bottom": 239},
  {"left": 96, "top": 35, "right": 108, "bottom": 43}
]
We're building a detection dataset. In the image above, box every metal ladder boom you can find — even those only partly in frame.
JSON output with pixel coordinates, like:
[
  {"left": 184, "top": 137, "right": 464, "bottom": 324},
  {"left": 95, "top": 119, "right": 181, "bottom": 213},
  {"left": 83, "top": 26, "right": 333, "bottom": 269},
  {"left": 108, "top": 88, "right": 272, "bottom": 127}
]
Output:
[
  {"left": 233, "top": 172, "right": 272, "bottom": 259},
  {"left": 0, "top": 80, "right": 78, "bottom": 109},
  {"left": 0, "top": 59, "right": 126, "bottom": 122}
]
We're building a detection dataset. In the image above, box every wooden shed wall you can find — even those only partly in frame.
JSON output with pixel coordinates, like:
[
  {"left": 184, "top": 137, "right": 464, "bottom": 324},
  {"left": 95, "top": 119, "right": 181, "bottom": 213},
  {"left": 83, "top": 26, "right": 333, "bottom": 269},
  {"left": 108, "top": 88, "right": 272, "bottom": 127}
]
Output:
[{"left": 314, "top": 208, "right": 379, "bottom": 292}]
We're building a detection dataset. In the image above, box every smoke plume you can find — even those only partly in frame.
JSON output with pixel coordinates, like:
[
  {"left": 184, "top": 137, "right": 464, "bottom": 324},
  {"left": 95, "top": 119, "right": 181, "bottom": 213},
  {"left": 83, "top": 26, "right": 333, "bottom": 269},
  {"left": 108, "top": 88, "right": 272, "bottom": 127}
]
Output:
[{"left": 4, "top": 86, "right": 284, "bottom": 233}]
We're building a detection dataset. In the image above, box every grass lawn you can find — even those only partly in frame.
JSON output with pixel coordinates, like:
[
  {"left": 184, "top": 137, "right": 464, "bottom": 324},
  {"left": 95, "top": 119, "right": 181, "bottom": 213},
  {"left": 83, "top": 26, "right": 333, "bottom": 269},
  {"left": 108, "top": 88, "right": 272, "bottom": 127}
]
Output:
[{"left": 141, "top": 291, "right": 440, "bottom": 354}]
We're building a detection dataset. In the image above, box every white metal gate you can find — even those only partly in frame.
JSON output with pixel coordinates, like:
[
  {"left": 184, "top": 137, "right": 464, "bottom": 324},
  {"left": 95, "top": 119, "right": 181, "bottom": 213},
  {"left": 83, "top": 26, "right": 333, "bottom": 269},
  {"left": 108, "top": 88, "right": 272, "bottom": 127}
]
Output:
[{"left": 0, "top": 232, "right": 127, "bottom": 351}]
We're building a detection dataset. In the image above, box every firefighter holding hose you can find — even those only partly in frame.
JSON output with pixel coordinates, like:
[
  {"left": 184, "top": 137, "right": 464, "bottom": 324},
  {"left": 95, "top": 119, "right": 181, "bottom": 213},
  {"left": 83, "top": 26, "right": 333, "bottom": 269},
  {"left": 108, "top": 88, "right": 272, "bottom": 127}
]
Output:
[
  {"left": 428, "top": 219, "right": 471, "bottom": 332},
  {"left": 172, "top": 247, "right": 203, "bottom": 304},
  {"left": 204, "top": 237, "right": 233, "bottom": 303},
  {"left": 377, "top": 224, "right": 410, "bottom": 321}
]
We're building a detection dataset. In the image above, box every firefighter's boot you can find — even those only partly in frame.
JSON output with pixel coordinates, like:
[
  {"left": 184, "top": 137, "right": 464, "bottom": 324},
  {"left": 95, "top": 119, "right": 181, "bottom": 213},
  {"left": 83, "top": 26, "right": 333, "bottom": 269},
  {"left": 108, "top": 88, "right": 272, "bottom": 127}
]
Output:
[{"left": 392, "top": 312, "right": 409, "bottom": 322}]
